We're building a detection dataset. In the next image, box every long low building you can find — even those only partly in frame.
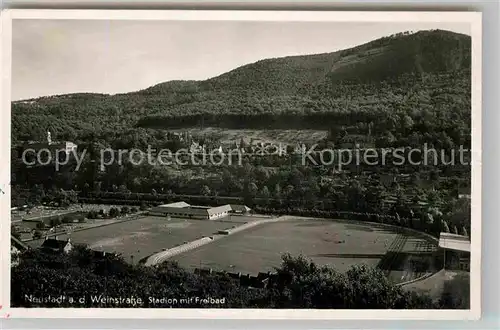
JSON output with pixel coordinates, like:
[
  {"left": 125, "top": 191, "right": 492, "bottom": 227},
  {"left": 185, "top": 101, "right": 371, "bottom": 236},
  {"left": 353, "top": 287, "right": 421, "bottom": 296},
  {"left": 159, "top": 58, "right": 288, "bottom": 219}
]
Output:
[{"left": 150, "top": 202, "right": 249, "bottom": 220}]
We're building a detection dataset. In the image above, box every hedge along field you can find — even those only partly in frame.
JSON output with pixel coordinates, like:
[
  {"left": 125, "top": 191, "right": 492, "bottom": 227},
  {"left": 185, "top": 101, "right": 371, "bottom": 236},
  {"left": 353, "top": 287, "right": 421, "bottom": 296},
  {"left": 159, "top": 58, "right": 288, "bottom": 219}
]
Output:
[
  {"left": 171, "top": 217, "right": 438, "bottom": 283},
  {"left": 27, "top": 215, "right": 250, "bottom": 263}
]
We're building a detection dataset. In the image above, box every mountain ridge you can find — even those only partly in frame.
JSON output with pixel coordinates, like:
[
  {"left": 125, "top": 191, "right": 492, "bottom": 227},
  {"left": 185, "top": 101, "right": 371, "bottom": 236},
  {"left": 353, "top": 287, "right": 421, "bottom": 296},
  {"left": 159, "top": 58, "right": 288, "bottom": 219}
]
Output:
[{"left": 11, "top": 29, "right": 471, "bottom": 143}]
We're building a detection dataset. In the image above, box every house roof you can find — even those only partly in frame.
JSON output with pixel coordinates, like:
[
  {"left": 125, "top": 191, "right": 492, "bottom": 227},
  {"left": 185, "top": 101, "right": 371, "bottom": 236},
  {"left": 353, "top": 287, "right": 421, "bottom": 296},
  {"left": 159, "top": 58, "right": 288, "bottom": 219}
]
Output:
[
  {"left": 161, "top": 201, "right": 190, "bottom": 208},
  {"left": 230, "top": 205, "right": 251, "bottom": 212},
  {"left": 438, "top": 232, "right": 470, "bottom": 253},
  {"left": 41, "top": 238, "right": 70, "bottom": 250},
  {"left": 11, "top": 236, "right": 29, "bottom": 252}
]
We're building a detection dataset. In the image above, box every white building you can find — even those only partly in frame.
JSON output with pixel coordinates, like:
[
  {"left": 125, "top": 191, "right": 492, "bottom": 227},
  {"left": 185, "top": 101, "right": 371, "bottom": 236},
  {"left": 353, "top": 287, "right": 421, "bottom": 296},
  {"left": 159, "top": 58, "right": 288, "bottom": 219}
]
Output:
[{"left": 150, "top": 202, "right": 232, "bottom": 220}]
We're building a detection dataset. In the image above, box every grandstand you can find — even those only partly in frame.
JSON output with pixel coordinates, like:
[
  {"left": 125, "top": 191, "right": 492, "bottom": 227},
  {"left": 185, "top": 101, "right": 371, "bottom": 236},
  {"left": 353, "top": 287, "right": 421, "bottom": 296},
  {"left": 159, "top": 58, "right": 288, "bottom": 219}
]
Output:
[{"left": 439, "top": 232, "right": 470, "bottom": 271}]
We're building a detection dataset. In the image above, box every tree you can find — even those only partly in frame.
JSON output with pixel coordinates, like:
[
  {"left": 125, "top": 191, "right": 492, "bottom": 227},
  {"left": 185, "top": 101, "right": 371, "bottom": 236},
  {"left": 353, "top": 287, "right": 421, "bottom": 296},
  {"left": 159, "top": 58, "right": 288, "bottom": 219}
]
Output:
[
  {"left": 429, "top": 170, "right": 440, "bottom": 182},
  {"left": 447, "top": 198, "right": 471, "bottom": 229},
  {"left": 260, "top": 186, "right": 270, "bottom": 199},
  {"left": 247, "top": 182, "right": 259, "bottom": 197},
  {"left": 438, "top": 272, "right": 470, "bottom": 308},
  {"left": 65, "top": 190, "right": 78, "bottom": 204},
  {"left": 284, "top": 185, "right": 295, "bottom": 198},
  {"left": 400, "top": 114, "right": 414, "bottom": 132},
  {"left": 424, "top": 213, "right": 434, "bottom": 233},
  {"left": 427, "top": 192, "right": 443, "bottom": 208},
  {"left": 82, "top": 182, "right": 91, "bottom": 195},
  {"left": 11, "top": 245, "right": 440, "bottom": 309},
  {"left": 255, "top": 166, "right": 270, "bottom": 182},
  {"left": 109, "top": 208, "right": 120, "bottom": 218},
  {"left": 11, "top": 227, "right": 21, "bottom": 240},
  {"left": 274, "top": 183, "right": 282, "bottom": 199},
  {"left": 264, "top": 254, "right": 434, "bottom": 309},
  {"left": 118, "top": 184, "right": 128, "bottom": 193},
  {"left": 376, "top": 131, "right": 396, "bottom": 147},
  {"left": 29, "top": 184, "right": 45, "bottom": 206},
  {"left": 239, "top": 137, "right": 247, "bottom": 150},
  {"left": 200, "top": 185, "right": 211, "bottom": 196},
  {"left": 442, "top": 220, "right": 450, "bottom": 233},
  {"left": 395, "top": 212, "right": 401, "bottom": 225},
  {"left": 94, "top": 181, "right": 102, "bottom": 194}
]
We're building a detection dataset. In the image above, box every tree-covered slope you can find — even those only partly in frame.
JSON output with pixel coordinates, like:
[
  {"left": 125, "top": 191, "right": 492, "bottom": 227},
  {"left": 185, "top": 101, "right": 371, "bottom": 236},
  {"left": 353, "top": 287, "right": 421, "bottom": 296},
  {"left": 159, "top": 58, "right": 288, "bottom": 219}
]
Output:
[{"left": 11, "top": 29, "right": 471, "bottom": 144}]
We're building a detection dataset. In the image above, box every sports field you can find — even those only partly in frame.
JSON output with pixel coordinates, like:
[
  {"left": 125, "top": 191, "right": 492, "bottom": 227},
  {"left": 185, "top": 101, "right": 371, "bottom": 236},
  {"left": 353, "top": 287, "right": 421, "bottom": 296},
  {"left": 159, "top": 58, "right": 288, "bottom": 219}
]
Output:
[
  {"left": 28, "top": 215, "right": 254, "bottom": 263},
  {"left": 171, "top": 218, "right": 438, "bottom": 283}
]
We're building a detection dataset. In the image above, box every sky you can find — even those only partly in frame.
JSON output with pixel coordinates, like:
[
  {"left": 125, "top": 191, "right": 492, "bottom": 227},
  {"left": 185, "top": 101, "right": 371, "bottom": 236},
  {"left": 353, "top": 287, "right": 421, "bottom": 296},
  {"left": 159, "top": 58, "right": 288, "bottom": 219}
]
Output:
[{"left": 12, "top": 19, "right": 470, "bottom": 101}]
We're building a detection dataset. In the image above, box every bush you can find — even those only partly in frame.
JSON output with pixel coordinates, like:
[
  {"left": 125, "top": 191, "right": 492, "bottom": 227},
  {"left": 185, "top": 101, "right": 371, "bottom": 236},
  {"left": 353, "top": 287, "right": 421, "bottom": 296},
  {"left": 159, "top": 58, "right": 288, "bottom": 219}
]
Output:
[
  {"left": 438, "top": 273, "right": 470, "bottom": 309},
  {"left": 121, "top": 206, "right": 130, "bottom": 214},
  {"left": 109, "top": 207, "right": 120, "bottom": 218},
  {"left": 61, "top": 215, "right": 72, "bottom": 224},
  {"left": 11, "top": 249, "right": 437, "bottom": 309},
  {"left": 130, "top": 207, "right": 138, "bottom": 213},
  {"left": 87, "top": 211, "right": 95, "bottom": 219}
]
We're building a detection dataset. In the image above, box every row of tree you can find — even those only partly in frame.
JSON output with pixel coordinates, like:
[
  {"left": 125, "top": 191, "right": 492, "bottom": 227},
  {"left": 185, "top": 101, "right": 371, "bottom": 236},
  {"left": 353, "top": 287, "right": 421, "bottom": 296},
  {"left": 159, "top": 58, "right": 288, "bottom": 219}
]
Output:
[
  {"left": 86, "top": 206, "right": 139, "bottom": 220},
  {"left": 11, "top": 247, "right": 468, "bottom": 309}
]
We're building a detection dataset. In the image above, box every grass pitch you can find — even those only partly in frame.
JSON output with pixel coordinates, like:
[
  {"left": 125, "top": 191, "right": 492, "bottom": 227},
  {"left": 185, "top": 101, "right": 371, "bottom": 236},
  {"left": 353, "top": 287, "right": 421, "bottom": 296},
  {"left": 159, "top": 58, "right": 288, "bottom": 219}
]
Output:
[{"left": 171, "top": 218, "right": 438, "bottom": 283}]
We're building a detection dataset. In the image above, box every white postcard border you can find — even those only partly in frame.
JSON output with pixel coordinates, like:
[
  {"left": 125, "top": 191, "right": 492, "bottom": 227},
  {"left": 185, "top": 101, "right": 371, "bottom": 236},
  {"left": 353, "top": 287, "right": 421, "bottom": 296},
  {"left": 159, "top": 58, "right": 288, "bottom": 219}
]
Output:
[{"left": 0, "top": 9, "right": 482, "bottom": 320}]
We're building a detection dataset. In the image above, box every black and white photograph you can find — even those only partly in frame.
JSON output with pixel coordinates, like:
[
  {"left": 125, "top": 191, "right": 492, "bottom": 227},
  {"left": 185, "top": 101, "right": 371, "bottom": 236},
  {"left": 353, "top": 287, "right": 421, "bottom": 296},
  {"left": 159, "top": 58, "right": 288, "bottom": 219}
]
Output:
[{"left": 1, "top": 10, "right": 481, "bottom": 319}]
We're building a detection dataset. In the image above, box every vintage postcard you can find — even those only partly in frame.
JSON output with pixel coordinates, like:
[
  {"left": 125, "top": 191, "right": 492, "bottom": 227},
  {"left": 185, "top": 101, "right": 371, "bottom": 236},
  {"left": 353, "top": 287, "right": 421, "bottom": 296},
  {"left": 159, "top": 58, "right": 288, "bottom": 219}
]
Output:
[{"left": 1, "top": 10, "right": 481, "bottom": 319}]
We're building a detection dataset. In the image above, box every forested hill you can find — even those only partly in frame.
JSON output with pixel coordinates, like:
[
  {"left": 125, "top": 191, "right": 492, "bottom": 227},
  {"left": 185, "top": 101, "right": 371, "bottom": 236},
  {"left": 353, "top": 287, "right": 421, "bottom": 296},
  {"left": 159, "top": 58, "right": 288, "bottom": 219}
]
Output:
[{"left": 12, "top": 29, "right": 471, "bottom": 146}]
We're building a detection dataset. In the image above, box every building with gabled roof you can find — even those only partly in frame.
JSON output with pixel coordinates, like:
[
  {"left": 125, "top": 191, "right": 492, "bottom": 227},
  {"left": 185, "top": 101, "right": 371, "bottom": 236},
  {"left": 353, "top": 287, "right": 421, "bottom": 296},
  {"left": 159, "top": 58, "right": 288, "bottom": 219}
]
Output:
[
  {"left": 11, "top": 236, "right": 30, "bottom": 266},
  {"left": 41, "top": 236, "right": 73, "bottom": 254},
  {"left": 229, "top": 204, "right": 251, "bottom": 214}
]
